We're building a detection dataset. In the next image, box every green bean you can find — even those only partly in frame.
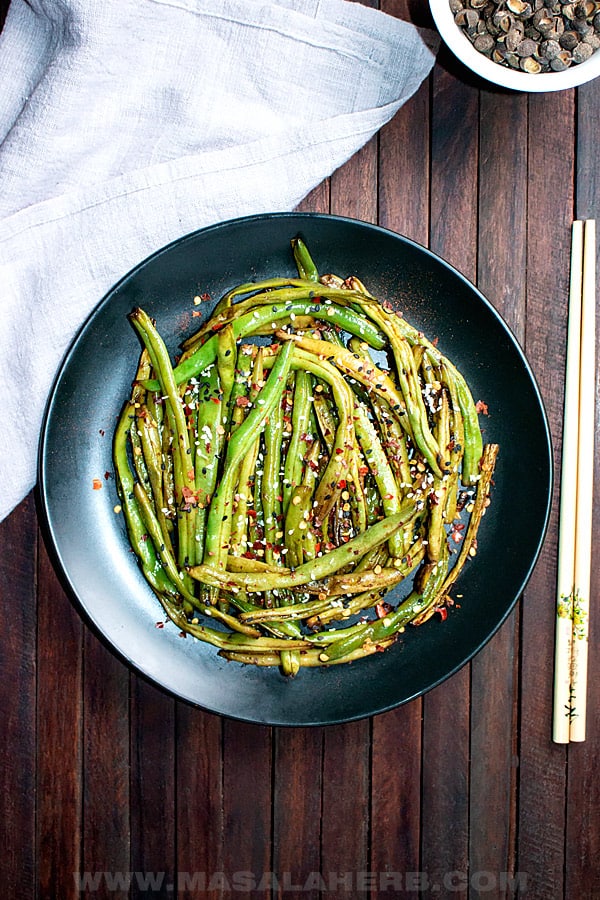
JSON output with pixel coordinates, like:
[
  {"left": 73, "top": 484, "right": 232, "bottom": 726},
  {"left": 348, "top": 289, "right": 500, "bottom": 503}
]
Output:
[
  {"left": 128, "top": 308, "right": 197, "bottom": 580},
  {"left": 116, "top": 237, "right": 496, "bottom": 677},
  {"left": 216, "top": 323, "right": 237, "bottom": 414},
  {"left": 262, "top": 391, "right": 284, "bottom": 566},
  {"left": 143, "top": 295, "right": 387, "bottom": 392},
  {"left": 284, "top": 485, "right": 315, "bottom": 568},
  {"left": 192, "top": 363, "right": 223, "bottom": 561},
  {"left": 291, "top": 236, "right": 319, "bottom": 281},
  {"left": 114, "top": 400, "right": 179, "bottom": 598},
  {"left": 282, "top": 370, "right": 313, "bottom": 514},
  {"left": 136, "top": 408, "right": 175, "bottom": 557},
  {"left": 191, "top": 507, "right": 412, "bottom": 593},
  {"left": 202, "top": 340, "right": 294, "bottom": 571},
  {"left": 228, "top": 352, "right": 264, "bottom": 557},
  {"left": 352, "top": 401, "right": 404, "bottom": 558},
  {"left": 312, "top": 391, "right": 337, "bottom": 455},
  {"left": 280, "top": 330, "right": 410, "bottom": 431}
]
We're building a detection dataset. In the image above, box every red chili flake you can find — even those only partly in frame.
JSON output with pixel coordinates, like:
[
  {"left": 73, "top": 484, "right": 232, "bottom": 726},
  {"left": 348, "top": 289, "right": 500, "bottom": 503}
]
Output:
[
  {"left": 314, "top": 542, "right": 321, "bottom": 554},
  {"left": 92, "top": 478, "right": 102, "bottom": 490},
  {"left": 211, "top": 396, "right": 221, "bottom": 405},
  {"left": 181, "top": 486, "right": 198, "bottom": 507},
  {"left": 247, "top": 509, "right": 257, "bottom": 518},
  {"left": 104, "top": 471, "right": 112, "bottom": 480},
  {"left": 451, "top": 527, "right": 464, "bottom": 543},
  {"left": 358, "top": 465, "right": 369, "bottom": 477},
  {"left": 99, "top": 429, "right": 105, "bottom": 437},
  {"left": 155, "top": 621, "right": 165, "bottom": 629},
  {"left": 335, "top": 448, "right": 344, "bottom": 455},
  {"left": 200, "top": 292, "right": 211, "bottom": 302},
  {"left": 178, "top": 631, "right": 187, "bottom": 638},
  {"left": 337, "top": 479, "right": 347, "bottom": 489},
  {"left": 475, "top": 400, "right": 489, "bottom": 415},
  {"left": 375, "top": 601, "right": 393, "bottom": 619},
  {"left": 435, "top": 607, "right": 448, "bottom": 622},
  {"left": 192, "top": 310, "right": 203, "bottom": 318},
  {"left": 211, "top": 322, "right": 225, "bottom": 332},
  {"left": 235, "top": 395, "right": 251, "bottom": 408}
]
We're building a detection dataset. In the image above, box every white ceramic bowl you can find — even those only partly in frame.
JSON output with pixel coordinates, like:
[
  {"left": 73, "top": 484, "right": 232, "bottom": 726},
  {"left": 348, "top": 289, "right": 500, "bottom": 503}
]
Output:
[{"left": 429, "top": 0, "right": 600, "bottom": 92}]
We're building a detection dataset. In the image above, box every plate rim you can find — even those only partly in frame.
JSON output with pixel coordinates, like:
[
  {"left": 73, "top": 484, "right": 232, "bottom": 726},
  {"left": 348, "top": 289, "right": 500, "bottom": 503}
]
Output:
[{"left": 37, "top": 211, "right": 554, "bottom": 725}]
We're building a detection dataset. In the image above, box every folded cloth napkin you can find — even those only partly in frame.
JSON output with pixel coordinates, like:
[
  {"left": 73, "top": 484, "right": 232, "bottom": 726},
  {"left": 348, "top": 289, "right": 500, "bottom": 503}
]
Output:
[{"left": 0, "top": 0, "right": 436, "bottom": 522}]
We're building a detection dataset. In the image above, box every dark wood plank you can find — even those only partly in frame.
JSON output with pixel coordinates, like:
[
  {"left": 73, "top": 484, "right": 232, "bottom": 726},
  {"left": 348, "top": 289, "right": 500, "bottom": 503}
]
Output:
[
  {"left": 379, "top": 2, "right": 431, "bottom": 245},
  {"left": 467, "top": 87, "right": 530, "bottom": 898},
  {"left": 575, "top": 78, "right": 600, "bottom": 221},
  {"left": 82, "top": 634, "right": 131, "bottom": 900},
  {"left": 320, "top": 721, "right": 371, "bottom": 898},
  {"left": 331, "top": 136, "right": 378, "bottom": 226},
  {"left": 36, "top": 538, "right": 83, "bottom": 900},
  {"left": 370, "top": 705, "right": 422, "bottom": 897},
  {"left": 296, "top": 180, "right": 329, "bottom": 215},
  {"left": 272, "top": 727, "right": 324, "bottom": 899},
  {"left": 517, "top": 88, "right": 576, "bottom": 900},
  {"left": 130, "top": 677, "right": 176, "bottom": 899},
  {"left": 565, "top": 74, "right": 600, "bottom": 900},
  {"left": 0, "top": 496, "right": 37, "bottom": 898},
  {"left": 176, "top": 706, "right": 224, "bottom": 899},
  {"left": 420, "top": 61, "right": 479, "bottom": 900},
  {"left": 221, "top": 721, "right": 272, "bottom": 899}
]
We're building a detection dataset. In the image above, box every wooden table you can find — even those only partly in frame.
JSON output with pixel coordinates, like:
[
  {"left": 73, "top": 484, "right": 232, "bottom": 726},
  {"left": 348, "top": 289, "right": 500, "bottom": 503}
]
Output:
[{"left": 1, "top": 2, "right": 598, "bottom": 897}]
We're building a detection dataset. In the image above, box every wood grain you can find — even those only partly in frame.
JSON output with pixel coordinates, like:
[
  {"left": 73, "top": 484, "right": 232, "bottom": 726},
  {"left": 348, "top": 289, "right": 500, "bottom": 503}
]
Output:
[
  {"left": 422, "top": 62, "right": 479, "bottom": 900},
  {"left": 222, "top": 721, "right": 272, "bottom": 899},
  {"left": 470, "top": 86, "right": 529, "bottom": 899},
  {"left": 0, "top": 496, "right": 37, "bottom": 898},
  {"left": 82, "top": 632, "right": 131, "bottom": 900},
  {"left": 565, "top": 76, "right": 600, "bottom": 900},
  {"left": 272, "top": 727, "right": 324, "bottom": 899},
  {"left": 36, "top": 538, "right": 83, "bottom": 900},
  {"left": 517, "top": 88, "right": 575, "bottom": 900},
  {"left": 130, "top": 677, "right": 176, "bottom": 899},
  {"left": 176, "top": 707, "right": 224, "bottom": 900}
]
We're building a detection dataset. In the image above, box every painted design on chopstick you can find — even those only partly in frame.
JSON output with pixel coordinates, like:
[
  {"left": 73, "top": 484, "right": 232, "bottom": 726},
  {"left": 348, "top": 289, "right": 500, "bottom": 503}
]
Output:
[
  {"left": 565, "top": 681, "right": 577, "bottom": 723},
  {"left": 552, "top": 218, "right": 596, "bottom": 744},
  {"left": 556, "top": 591, "right": 573, "bottom": 620},
  {"left": 571, "top": 589, "right": 588, "bottom": 641}
]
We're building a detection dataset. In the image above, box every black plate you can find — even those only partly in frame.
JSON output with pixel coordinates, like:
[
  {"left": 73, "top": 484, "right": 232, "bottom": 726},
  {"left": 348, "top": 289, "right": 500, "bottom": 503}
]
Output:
[{"left": 38, "top": 213, "right": 552, "bottom": 726}]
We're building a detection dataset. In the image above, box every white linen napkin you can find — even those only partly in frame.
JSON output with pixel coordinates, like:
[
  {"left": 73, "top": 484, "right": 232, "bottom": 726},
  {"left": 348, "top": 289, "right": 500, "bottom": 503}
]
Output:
[{"left": 0, "top": 0, "right": 436, "bottom": 522}]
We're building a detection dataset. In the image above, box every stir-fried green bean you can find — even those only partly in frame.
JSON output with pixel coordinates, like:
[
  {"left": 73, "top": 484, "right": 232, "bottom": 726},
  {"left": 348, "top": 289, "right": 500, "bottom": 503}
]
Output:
[{"left": 114, "top": 238, "right": 498, "bottom": 675}]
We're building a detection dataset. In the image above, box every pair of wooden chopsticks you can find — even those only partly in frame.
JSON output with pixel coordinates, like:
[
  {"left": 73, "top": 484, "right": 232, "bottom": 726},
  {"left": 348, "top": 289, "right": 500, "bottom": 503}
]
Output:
[{"left": 552, "top": 219, "right": 596, "bottom": 744}]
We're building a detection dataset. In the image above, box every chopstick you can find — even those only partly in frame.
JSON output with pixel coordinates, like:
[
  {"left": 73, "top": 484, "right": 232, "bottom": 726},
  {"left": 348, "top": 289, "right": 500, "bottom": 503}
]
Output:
[{"left": 552, "top": 219, "right": 596, "bottom": 744}]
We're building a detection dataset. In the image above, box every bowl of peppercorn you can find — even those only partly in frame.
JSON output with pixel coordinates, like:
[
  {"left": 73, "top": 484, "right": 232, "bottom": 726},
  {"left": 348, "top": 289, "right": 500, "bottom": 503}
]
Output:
[{"left": 429, "top": 0, "right": 600, "bottom": 91}]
